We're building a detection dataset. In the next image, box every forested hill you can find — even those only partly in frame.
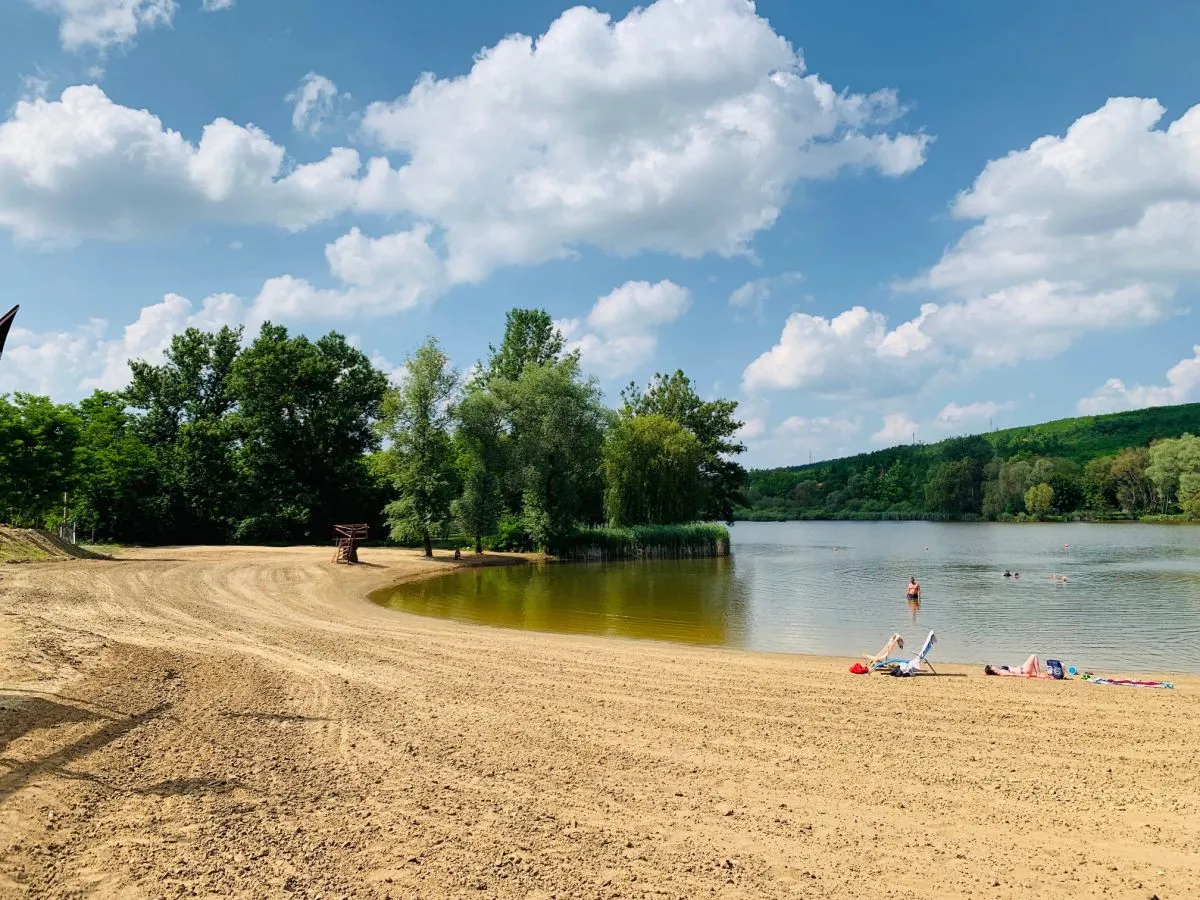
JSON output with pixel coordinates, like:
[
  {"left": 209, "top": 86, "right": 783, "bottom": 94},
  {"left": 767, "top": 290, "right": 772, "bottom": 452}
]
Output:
[{"left": 738, "top": 403, "right": 1200, "bottom": 522}]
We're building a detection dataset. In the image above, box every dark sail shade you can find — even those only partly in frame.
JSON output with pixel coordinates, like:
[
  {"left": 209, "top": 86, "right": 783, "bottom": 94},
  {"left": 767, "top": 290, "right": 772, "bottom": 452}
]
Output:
[{"left": 0, "top": 305, "right": 17, "bottom": 361}]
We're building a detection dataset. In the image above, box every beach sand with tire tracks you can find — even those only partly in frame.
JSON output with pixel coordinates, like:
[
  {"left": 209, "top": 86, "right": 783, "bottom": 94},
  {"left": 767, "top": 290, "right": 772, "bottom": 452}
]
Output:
[{"left": 1, "top": 545, "right": 1197, "bottom": 898}]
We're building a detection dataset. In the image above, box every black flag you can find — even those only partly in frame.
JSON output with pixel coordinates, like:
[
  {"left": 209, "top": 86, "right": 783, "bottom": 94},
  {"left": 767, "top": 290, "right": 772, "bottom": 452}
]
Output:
[{"left": 0, "top": 305, "right": 17, "bottom": 361}]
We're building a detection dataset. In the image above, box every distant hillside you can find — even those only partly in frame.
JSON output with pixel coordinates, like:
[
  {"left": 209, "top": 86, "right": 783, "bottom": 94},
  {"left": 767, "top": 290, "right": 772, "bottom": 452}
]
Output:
[{"left": 738, "top": 403, "right": 1200, "bottom": 522}]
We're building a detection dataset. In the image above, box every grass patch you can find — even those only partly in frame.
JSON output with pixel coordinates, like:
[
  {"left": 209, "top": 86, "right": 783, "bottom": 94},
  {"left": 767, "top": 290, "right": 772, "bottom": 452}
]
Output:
[{"left": 550, "top": 523, "right": 730, "bottom": 561}]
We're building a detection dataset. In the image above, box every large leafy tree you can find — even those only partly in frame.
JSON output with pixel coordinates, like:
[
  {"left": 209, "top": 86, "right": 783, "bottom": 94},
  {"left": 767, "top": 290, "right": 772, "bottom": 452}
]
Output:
[
  {"left": 452, "top": 388, "right": 505, "bottom": 553},
  {"left": 603, "top": 414, "right": 703, "bottom": 526},
  {"left": 379, "top": 338, "right": 459, "bottom": 557},
  {"left": 492, "top": 357, "right": 607, "bottom": 550},
  {"left": 230, "top": 324, "right": 388, "bottom": 542},
  {"left": 125, "top": 326, "right": 243, "bottom": 542},
  {"left": 484, "top": 308, "right": 568, "bottom": 382},
  {"left": 924, "top": 459, "right": 983, "bottom": 516},
  {"left": 620, "top": 371, "right": 746, "bottom": 523},
  {"left": 0, "top": 393, "right": 80, "bottom": 526},
  {"left": 1110, "top": 448, "right": 1153, "bottom": 514},
  {"left": 1024, "top": 482, "right": 1054, "bottom": 519},
  {"left": 70, "top": 391, "right": 161, "bottom": 542},
  {"left": 1146, "top": 434, "right": 1200, "bottom": 513}
]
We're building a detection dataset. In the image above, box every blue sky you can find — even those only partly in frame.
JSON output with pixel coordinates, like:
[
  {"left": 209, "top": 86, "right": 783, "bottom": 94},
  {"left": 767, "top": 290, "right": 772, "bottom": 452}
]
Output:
[{"left": 1, "top": 0, "right": 1199, "bottom": 467}]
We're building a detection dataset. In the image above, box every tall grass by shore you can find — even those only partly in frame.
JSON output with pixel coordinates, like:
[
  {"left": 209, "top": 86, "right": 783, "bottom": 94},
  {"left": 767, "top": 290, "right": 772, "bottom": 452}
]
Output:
[{"left": 550, "top": 524, "right": 730, "bottom": 562}]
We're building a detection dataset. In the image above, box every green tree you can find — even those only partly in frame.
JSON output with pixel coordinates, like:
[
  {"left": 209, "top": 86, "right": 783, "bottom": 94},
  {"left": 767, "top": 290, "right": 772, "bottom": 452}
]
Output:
[
  {"left": 230, "top": 324, "right": 389, "bottom": 542},
  {"left": 620, "top": 370, "right": 746, "bottom": 522},
  {"left": 1083, "top": 455, "right": 1117, "bottom": 511},
  {"left": 492, "top": 357, "right": 608, "bottom": 550},
  {"left": 1179, "top": 472, "right": 1200, "bottom": 519},
  {"left": 379, "top": 339, "right": 459, "bottom": 557},
  {"left": 1047, "top": 472, "right": 1083, "bottom": 514},
  {"left": 69, "top": 391, "right": 161, "bottom": 542},
  {"left": 1110, "top": 448, "right": 1153, "bottom": 514},
  {"left": 484, "top": 309, "right": 568, "bottom": 382},
  {"left": 452, "top": 388, "right": 506, "bottom": 553},
  {"left": 924, "top": 459, "right": 983, "bottom": 516},
  {"left": 1146, "top": 434, "right": 1200, "bottom": 513},
  {"left": 603, "top": 414, "right": 704, "bottom": 526},
  {"left": 0, "top": 393, "right": 80, "bottom": 526},
  {"left": 125, "top": 326, "right": 243, "bottom": 542},
  {"left": 1024, "top": 482, "right": 1054, "bottom": 519}
]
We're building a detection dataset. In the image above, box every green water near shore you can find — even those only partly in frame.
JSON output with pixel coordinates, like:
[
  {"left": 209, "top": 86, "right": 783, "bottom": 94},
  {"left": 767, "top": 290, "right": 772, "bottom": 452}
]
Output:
[{"left": 372, "top": 521, "right": 1200, "bottom": 673}]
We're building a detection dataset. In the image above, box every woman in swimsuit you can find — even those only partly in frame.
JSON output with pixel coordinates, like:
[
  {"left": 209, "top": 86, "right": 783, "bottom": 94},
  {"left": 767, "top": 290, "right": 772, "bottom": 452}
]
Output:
[{"left": 985, "top": 655, "right": 1046, "bottom": 677}]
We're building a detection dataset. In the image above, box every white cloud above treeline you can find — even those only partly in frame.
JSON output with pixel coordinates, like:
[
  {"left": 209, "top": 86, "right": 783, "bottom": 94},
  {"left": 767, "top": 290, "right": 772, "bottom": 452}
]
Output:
[
  {"left": 2, "top": 0, "right": 928, "bottom": 315},
  {"left": 742, "top": 97, "right": 1200, "bottom": 408},
  {"left": 556, "top": 280, "right": 691, "bottom": 378},
  {"left": 1079, "top": 346, "right": 1200, "bottom": 415}
]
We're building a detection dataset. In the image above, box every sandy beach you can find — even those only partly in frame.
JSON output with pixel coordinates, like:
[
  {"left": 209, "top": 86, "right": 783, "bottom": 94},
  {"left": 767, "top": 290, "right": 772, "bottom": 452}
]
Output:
[{"left": 1, "top": 545, "right": 1197, "bottom": 898}]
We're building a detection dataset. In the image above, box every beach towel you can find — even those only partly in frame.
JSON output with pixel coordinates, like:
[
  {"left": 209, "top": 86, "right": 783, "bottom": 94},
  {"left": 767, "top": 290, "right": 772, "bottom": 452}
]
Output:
[{"left": 1086, "top": 677, "right": 1173, "bottom": 689}]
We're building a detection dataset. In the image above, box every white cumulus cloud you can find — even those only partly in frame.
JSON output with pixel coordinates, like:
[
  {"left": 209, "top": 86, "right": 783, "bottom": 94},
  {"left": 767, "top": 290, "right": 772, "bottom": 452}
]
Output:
[
  {"left": 2, "top": 292, "right": 243, "bottom": 397},
  {"left": 287, "top": 72, "right": 339, "bottom": 135},
  {"left": 359, "top": 0, "right": 928, "bottom": 285},
  {"left": 743, "top": 96, "right": 1200, "bottom": 401},
  {"left": 1078, "top": 345, "right": 1200, "bottom": 415},
  {"left": 936, "top": 400, "right": 1014, "bottom": 425},
  {"left": 0, "top": 85, "right": 393, "bottom": 245},
  {"left": 201, "top": 0, "right": 233, "bottom": 10},
  {"left": 728, "top": 271, "right": 803, "bottom": 321},
  {"left": 872, "top": 412, "right": 918, "bottom": 444},
  {"left": 250, "top": 225, "right": 446, "bottom": 322},
  {"left": 556, "top": 280, "right": 690, "bottom": 378},
  {"left": 28, "top": 0, "right": 177, "bottom": 52},
  {"left": 741, "top": 305, "right": 931, "bottom": 395}
]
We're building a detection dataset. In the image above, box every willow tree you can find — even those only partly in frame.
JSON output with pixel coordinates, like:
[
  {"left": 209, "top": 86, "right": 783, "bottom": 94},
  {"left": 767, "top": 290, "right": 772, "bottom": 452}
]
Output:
[
  {"left": 379, "top": 339, "right": 459, "bottom": 557},
  {"left": 491, "top": 356, "right": 607, "bottom": 551},
  {"left": 603, "top": 414, "right": 703, "bottom": 526},
  {"left": 620, "top": 371, "right": 745, "bottom": 523}
]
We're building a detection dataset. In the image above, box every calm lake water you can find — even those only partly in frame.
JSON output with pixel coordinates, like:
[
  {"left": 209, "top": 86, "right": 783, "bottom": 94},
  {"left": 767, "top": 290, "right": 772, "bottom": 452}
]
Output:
[{"left": 371, "top": 521, "right": 1200, "bottom": 673}]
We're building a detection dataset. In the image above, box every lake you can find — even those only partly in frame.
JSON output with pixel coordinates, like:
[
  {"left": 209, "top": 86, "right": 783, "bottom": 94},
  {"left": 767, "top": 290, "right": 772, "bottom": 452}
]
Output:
[{"left": 371, "top": 521, "right": 1200, "bottom": 674}]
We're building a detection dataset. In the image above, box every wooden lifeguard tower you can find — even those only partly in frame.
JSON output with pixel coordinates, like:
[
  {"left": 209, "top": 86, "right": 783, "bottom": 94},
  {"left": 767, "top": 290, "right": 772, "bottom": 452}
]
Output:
[{"left": 332, "top": 524, "right": 368, "bottom": 564}]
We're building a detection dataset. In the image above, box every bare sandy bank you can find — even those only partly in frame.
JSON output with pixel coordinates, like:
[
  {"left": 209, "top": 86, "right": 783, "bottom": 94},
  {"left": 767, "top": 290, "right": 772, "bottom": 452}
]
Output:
[{"left": 1, "top": 545, "right": 1197, "bottom": 899}]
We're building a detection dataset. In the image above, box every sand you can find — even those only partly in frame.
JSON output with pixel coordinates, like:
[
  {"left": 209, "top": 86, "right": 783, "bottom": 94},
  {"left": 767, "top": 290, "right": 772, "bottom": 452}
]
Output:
[{"left": 1, "top": 545, "right": 1197, "bottom": 899}]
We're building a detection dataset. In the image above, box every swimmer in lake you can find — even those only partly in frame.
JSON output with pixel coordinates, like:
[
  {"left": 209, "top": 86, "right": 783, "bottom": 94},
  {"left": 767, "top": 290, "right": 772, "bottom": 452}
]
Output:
[{"left": 1003, "top": 570, "right": 1012, "bottom": 578}]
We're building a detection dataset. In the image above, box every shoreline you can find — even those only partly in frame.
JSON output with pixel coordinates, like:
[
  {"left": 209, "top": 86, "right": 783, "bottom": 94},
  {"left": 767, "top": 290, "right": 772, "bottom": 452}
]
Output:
[
  {"left": 366, "top": 549, "right": 1198, "bottom": 682},
  {"left": 2, "top": 544, "right": 1197, "bottom": 897}
]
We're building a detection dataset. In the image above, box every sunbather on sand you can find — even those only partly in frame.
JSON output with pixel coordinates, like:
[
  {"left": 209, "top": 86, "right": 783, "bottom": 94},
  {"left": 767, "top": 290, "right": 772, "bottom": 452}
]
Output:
[{"left": 985, "top": 655, "right": 1048, "bottom": 677}]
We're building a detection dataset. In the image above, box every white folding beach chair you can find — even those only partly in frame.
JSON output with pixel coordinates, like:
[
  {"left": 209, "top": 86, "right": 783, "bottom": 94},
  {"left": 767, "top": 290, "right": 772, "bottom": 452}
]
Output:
[{"left": 892, "top": 631, "right": 937, "bottom": 676}]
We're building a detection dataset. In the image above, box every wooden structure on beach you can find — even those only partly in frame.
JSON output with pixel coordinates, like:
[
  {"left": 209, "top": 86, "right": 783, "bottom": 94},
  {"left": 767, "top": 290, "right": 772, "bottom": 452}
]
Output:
[{"left": 332, "top": 524, "right": 368, "bottom": 564}]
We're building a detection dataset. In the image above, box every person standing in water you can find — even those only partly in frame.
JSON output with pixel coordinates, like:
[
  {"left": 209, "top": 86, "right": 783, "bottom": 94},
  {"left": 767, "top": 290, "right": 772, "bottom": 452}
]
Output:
[
  {"left": 905, "top": 575, "right": 921, "bottom": 622},
  {"left": 906, "top": 576, "right": 920, "bottom": 600}
]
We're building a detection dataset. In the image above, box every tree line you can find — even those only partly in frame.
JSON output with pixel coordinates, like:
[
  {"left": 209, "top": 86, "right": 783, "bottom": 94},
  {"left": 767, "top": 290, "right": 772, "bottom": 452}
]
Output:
[
  {"left": 741, "top": 406, "right": 1200, "bottom": 522},
  {"left": 0, "top": 310, "right": 746, "bottom": 551}
]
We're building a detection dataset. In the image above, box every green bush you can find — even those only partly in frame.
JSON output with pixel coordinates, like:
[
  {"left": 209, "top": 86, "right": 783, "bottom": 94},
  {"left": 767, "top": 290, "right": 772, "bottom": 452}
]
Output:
[
  {"left": 483, "top": 514, "right": 538, "bottom": 552},
  {"left": 549, "top": 523, "right": 730, "bottom": 561}
]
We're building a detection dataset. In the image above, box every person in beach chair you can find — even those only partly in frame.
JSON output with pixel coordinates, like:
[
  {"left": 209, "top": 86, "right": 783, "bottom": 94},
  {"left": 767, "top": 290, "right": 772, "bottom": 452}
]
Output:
[
  {"left": 864, "top": 632, "right": 905, "bottom": 668},
  {"left": 883, "top": 631, "right": 937, "bottom": 676}
]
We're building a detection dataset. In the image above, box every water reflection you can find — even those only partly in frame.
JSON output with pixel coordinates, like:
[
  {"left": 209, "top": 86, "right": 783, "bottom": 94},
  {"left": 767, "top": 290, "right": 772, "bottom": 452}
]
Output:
[
  {"left": 374, "top": 555, "right": 750, "bottom": 647},
  {"left": 372, "top": 522, "right": 1200, "bottom": 673}
]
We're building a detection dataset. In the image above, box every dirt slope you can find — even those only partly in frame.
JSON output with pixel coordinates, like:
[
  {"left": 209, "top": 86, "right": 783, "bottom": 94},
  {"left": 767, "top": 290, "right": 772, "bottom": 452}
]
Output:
[
  {"left": 0, "top": 527, "right": 105, "bottom": 564},
  {"left": 0, "top": 545, "right": 1197, "bottom": 899}
]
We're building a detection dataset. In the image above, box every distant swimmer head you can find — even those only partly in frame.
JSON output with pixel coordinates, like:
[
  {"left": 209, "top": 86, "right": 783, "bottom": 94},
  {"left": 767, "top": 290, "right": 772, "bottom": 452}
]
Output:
[{"left": 1003, "top": 570, "right": 1011, "bottom": 577}]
